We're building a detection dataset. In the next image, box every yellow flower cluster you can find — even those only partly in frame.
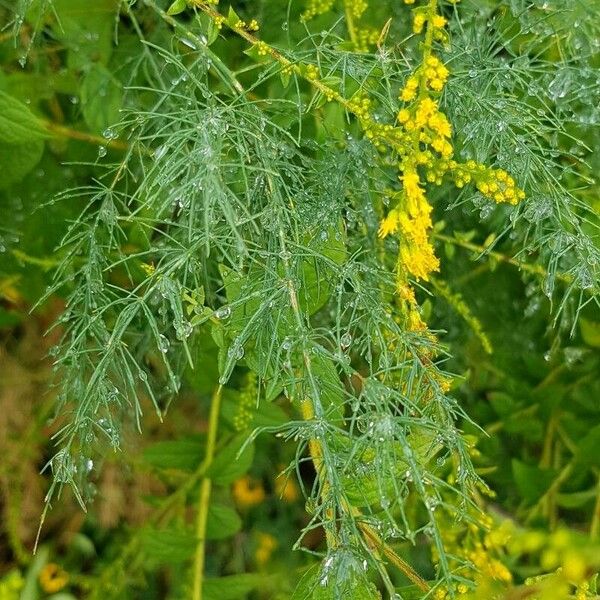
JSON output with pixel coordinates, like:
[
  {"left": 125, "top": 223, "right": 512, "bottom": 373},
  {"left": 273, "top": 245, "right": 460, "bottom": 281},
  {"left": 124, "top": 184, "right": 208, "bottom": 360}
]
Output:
[
  {"left": 399, "top": 55, "right": 449, "bottom": 101},
  {"left": 346, "top": 0, "right": 367, "bottom": 19},
  {"left": 232, "top": 475, "right": 266, "bottom": 508},
  {"left": 255, "top": 40, "right": 270, "bottom": 57},
  {"left": 512, "top": 529, "right": 595, "bottom": 586},
  {"left": 255, "top": 532, "right": 278, "bottom": 567},
  {"left": 376, "top": 0, "right": 525, "bottom": 290},
  {"left": 379, "top": 169, "right": 440, "bottom": 281},
  {"left": 274, "top": 468, "right": 301, "bottom": 502},
  {"left": 232, "top": 372, "right": 257, "bottom": 431},
  {"left": 39, "top": 564, "right": 69, "bottom": 594},
  {"left": 304, "top": 63, "right": 319, "bottom": 80},
  {"left": 301, "top": 0, "right": 335, "bottom": 21},
  {"left": 355, "top": 26, "right": 379, "bottom": 52},
  {"left": 452, "top": 161, "right": 525, "bottom": 204},
  {"left": 235, "top": 18, "right": 259, "bottom": 32},
  {"left": 432, "top": 509, "right": 514, "bottom": 596},
  {"left": 413, "top": 10, "right": 446, "bottom": 35},
  {"left": 213, "top": 14, "right": 225, "bottom": 29},
  {"left": 302, "top": 0, "right": 379, "bottom": 51},
  {"left": 0, "top": 571, "right": 23, "bottom": 600}
]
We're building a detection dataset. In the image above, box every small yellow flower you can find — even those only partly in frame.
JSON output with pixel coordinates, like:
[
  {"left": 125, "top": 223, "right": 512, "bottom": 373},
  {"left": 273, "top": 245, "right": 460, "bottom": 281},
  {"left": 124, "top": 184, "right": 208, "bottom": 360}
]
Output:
[
  {"left": 432, "top": 15, "right": 447, "bottom": 28},
  {"left": 255, "top": 532, "right": 278, "bottom": 567},
  {"left": 378, "top": 208, "right": 400, "bottom": 238},
  {"left": 274, "top": 473, "right": 300, "bottom": 503},
  {"left": 397, "top": 108, "right": 411, "bottom": 124},
  {"left": 232, "top": 476, "right": 266, "bottom": 508},
  {"left": 39, "top": 564, "right": 69, "bottom": 594},
  {"left": 562, "top": 552, "right": 586, "bottom": 583},
  {"left": 413, "top": 13, "right": 426, "bottom": 34}
]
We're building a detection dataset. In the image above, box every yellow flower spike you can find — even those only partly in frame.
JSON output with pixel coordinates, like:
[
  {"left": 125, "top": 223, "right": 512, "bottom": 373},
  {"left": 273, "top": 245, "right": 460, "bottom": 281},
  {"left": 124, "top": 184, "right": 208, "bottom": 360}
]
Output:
[{"left": 378, "top": 207, "right": 400, "bottom": 238}]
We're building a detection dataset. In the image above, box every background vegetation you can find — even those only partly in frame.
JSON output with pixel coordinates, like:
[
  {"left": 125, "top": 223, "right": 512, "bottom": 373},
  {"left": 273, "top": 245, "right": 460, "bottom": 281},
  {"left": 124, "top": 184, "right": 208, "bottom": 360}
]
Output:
[{"left": 0, "top": 0, "right": 599, "bottom": 598}]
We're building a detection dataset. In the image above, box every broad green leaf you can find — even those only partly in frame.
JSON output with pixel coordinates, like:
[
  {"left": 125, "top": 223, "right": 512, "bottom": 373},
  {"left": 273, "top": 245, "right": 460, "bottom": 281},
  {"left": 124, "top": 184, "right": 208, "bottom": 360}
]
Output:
[
  {"left": 341, "top": 427, "right": 441, "bottom": 507},
  {"left": 143, "top": 437, "right": 203, "bottom": 471},
  {"left": 208, "top": 435, "right": 255, "bottom": 485},
  {"left": 49, "top": 0, "right": 117, "bottom": 68},
  {"left": 203, "top": 574, "right": 265, "bottom": 600},
  {"left": 0, "top": 90, "right": 48, "bottom": 144},
  {"left": 80, "top": 64, "right": 123, "bottom": 134},
  {"left": 574, "top": 424, "right": 600, "bottom": 469},
  {"left": 310, "top": 353, "right": 345, "bottom": 424},
  {"left": 167, "top": 0, "right": 187, "bottom": 15},
  {"left": 141, "top": 527, "right": 196, "bottom": 564},
  {"left": 299, "top": 223, "right": 347, "bottom": 315},
  {"left": 205, "top": 504, "right": 242, "bottom": 540},
  {"left": 226, "top": 7, "right": 241, "bottom": 28},
  {"left": 221, "top": 392, "right": 288, "bottom": 430},
  {"left": 556, "top": 489, "right": 597, "bottom": 509},
  {"left": 511, "top": 459, "right": 557, "bottom": 504},
  {"left": 291, "top": 564, "right": 381, "bottom": 600},
  {"left": 0, "top": 140, "right": 44, "bottom": 190},
  {"left": 580, "top": 318, "right": 600, "bottom": 348}
]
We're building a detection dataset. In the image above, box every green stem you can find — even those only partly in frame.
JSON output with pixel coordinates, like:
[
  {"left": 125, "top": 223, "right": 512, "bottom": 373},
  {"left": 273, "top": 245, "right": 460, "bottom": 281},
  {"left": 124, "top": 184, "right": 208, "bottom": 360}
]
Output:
[
  {"left": 44, "top": 121, "right": 129, "bottom": 151},
  {"left": 433, "top": 232, "right": 563, "bottom": 281},
  {"left": 144, "top": 0, "right": 243, "bottom": 95},
  {"left": 192, "top": 385, "right": 223, "bottom": 600},
  {"left": 343, "top": 0, "right": 358, "bottom": 48},
  {"left": 591, "top": 471, "right": 600, "bottom": 540}
]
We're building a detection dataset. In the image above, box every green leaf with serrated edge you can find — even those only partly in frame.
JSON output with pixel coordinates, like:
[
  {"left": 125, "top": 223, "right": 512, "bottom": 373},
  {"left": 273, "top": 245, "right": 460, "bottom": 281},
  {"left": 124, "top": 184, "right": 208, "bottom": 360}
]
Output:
[
  {"left": 203, "top": 574, "right": 265, "bottom": 600},
  {"left": 140, "top": 527, "right": 196, "bottom": 563},
  {"left": 0, "top": 91, "right": 48, "bottom": 144},
  {"left": 205, "top": 504, "right": 242, "bottom": 540},
  {"left": 143, "top": 437, "right": 203, "bottom": 471},
  {"left": 208, "top": 434, "right": 254, "bottom": 485},
  {"left": 291, "top": 564, "right": 381, "bottom": 600},
  {"left": 80, "top": 64, "right": 123, "bottom": 134},
  {"left": 167, "top": 0, "right": 187, "bottom": 15}
]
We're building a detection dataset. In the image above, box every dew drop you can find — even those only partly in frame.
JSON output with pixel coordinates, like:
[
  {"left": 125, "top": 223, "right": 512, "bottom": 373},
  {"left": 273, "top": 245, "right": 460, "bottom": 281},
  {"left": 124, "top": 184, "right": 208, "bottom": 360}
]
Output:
[
  {"left": 98, "top": 146, "right": 107, "bottom": 158},
  {"left": 215, "top": 305, "right": 231, "bottom": 320},
  {"left": 158, "top": 334, "right": 170, "bottom": 353},
  {"left": 340, "top": 332, "right": 352, "bottom": 350},
  {"left": 103, "top": 127, "right": 117, "bottom": 140}
]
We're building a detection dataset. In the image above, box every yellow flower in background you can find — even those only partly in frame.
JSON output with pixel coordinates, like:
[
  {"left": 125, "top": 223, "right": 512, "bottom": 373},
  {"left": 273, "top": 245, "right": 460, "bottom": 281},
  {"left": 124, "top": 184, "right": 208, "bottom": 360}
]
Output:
[
  {"left": 255, "top": 532, "right": 278, "bottom": 567},
  {"left": 274, "top": 472, "right": 300, "bottom": 503},
  {"left": 0, "top": 570, "right": 24, "bottom": 600},
  {"left": 39, "top": 563, "right": 69, "bottom": 594},
  {"left": 232, "top": 476, "right": 266, "bottom": 508}
]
